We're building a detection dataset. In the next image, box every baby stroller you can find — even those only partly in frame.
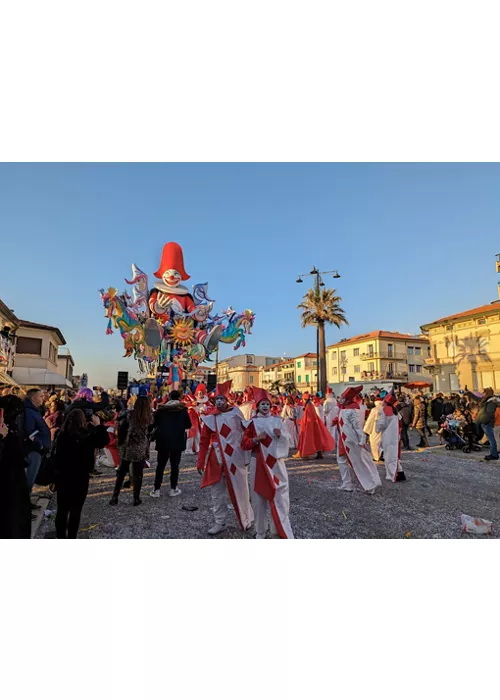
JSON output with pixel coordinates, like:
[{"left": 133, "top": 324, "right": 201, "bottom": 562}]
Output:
[{"left": 442, "top": 418, "right": 481, "bottom": 453}]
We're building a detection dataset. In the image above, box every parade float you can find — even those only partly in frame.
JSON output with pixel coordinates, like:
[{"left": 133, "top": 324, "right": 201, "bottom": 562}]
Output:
[{"left": 99, "top": 241, "right": 255, "bottom": 387}]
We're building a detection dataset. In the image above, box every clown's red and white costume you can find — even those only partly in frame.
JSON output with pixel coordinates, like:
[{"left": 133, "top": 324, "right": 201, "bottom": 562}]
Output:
[
  {"left": 363, "top": 398, "right": 384, "bottom": 461},
  {"left": 186, "top": 383, "right": 210, "bottom": 454},
  {"left": 296, "top": 400, "right": 335, "bottom": 457},
  {"left": 241, "top": 389, "right": 294, "bottom": 539},
  {"left": 148, "top": 242, "right": 196, "bottom": 322},
  {"left": 375, "top": 392, "right": 406, "bottom": 483},
  {"left": 335, "top": 386, "right": 382, "bottom": 493},
  {"left": 197, "top": 383, "right": 253, "bottom": 531}
]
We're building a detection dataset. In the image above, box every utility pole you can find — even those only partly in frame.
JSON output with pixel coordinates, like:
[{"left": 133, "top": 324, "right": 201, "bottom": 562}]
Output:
[{"left": 296, "top": 267, "right": 341, "bottom": 396}]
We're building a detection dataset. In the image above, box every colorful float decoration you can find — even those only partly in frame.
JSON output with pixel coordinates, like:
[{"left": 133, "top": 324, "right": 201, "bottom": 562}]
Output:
[{"left": 100, "top": 241, "right": 255, "bottom": 377}]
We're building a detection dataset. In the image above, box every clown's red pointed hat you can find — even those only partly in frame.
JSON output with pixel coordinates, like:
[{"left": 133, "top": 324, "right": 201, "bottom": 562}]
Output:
[
  {"left": 215, "top": 380, "right": 232, "bottom": 398},
  {"left": 154, "top": 242, "right": 190, "bottom": 281},
  {"left": 252, "top": 387, "right": 272, "bottom": 405},
  {"left": 340, "top": 385, "right": 363, "bottom": 403}
]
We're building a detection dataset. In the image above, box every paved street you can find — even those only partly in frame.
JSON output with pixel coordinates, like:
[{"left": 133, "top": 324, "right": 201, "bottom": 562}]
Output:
[{"left": 35, "top": 436, "right": 500, "bottom": 539}]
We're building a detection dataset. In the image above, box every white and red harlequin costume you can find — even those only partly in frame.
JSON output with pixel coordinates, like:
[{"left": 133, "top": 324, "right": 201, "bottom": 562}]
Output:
[
  {"left": 363, "top": 397, "right": 385, "bottom": 461},
  {"left": 241, "top": 388, "right": 294, "bottom": 539},
  {"left": 334, "top": 386, "right": 382, "bottom": 493},
  {"left": 375, "top": 391, "right": 406, "bottom": 483},
  {"left": 148, "top": 242, "right": 196, "bottom": 322},
  {"left": 197, "top": 381, "right": 253, "bottom": 531}
]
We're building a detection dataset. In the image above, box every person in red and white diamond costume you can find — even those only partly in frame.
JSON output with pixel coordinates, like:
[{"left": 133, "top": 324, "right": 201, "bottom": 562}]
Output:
[
  {"left": 281, "top": 396, "right": 298, "bottom": 450},
  {"left": 197, "top": 381, "right": 254, "bottom": 535},
  {"left": 334, "top": 386, "right": 382, "bottom": 494},
  {"left": 375, "top": 390, "right": 406, "bottom": 483},
  {"left": 241, "top": 388, "right": 294, "bottom": 539}
]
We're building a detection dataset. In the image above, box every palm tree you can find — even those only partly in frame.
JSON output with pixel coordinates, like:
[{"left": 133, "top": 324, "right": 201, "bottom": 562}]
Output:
[{"left": 297, "top": 287, "right": 348, "bottom": 394}]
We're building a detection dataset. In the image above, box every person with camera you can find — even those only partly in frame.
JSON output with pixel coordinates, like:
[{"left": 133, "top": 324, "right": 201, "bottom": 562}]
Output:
[{"left": 54, "top": 409, "right": 110, "bottom": 538}]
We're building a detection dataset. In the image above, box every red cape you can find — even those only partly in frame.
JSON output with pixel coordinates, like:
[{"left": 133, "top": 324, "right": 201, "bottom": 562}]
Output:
[{"left": 297, "top": 402, "right": 335, "bottom": 456}]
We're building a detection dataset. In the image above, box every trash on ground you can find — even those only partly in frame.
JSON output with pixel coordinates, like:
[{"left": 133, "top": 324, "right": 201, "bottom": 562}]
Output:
[
  {"left": 460, "top": 514, "right": 493, "bottom": 535},
  {"left": 404, "top": 531, "right": 412, "bottom": 538},
  {"left": 79, "top": 523, "right": 102, "bottom": 533},
  {"left": 182, "top": 505, "right": 198, "bottom": 512},
  {"left": 341, "top": 510, "right": 348, "bottom": 520}
]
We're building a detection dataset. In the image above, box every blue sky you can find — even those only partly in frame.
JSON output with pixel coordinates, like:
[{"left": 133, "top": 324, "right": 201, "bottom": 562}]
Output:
[{"left": 1, "top": 163, "right": 500, "bottom": 388}]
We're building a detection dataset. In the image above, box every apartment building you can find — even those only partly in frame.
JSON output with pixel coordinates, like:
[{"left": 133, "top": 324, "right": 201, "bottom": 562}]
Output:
[
  {"left": 12, "top": 319, "right": 73, "bottom": 388},
  {"left": 217, "top": 353, "right": 282, "bottom": 391}
]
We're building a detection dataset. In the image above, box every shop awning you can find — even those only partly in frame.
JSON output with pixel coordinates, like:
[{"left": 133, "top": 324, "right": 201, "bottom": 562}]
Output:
[
  {"left": 0, "top": 371, "right": 20, "bottom": 387},
  {"left": 11, "top": 367, "right": 72, "bottom": 388}
]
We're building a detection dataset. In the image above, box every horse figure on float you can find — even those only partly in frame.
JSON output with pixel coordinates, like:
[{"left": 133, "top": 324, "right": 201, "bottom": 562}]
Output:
[{"left": 217, "top": 308, "right": 255, "bottom": 350}]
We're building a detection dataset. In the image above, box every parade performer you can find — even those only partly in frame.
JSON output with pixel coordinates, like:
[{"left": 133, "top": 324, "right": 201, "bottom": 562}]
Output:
[
  {"left": 241, "top": 388, "right": 294, "bottom": 539},
  {"left": 197, "top": 381, "right": 254, "bottom": 535},
  {"left": 313, "top": 395, "right": 324, "bottom": 422},
  {"left": 148, "top": 241, "right": 196, "bottom": 321},
  {"left": 363, "top": 394, "right": 385, "bottom": 462},
  {"left": 323, "top": 388, "right": 339, "bottom": 446},
  {"left": 334, "top": 386, "right": 382, "bottom": 494},
  {"left": 239, "top": 386, "right": 255, "bottom": 421},
  {"left": 167, "top": 355, "right": 184, "bottom": 391},
  {"left": 293, "top": 393, "right": 335, "bottom": 459},
  {"left": 375, "top": 391, "right": 406, "bottom": 482},
  {"left": 185, "top": 394, "right": 201, "bottom": 454},
  {"left": 281, "top": 396, "right": 298, "bottom": 450}
]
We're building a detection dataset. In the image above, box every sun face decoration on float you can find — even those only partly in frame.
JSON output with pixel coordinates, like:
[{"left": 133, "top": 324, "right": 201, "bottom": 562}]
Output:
[{"left": 99, "top": 241, "right": 255, "bottom": 380}]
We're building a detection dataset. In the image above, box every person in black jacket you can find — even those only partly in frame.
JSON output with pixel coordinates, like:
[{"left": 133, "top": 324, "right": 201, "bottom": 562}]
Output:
[
  {"left": 65, "top": 387, "right": 110, "bottom": 417},
  {"left": 0, "top": 395, "right": 31, "bottom": 538},
  {"left": 150, "top": 391, "right": 192, "bottom": 498},
  {"left": 54, "top": 409, "right": 109, "bottom": 538}
]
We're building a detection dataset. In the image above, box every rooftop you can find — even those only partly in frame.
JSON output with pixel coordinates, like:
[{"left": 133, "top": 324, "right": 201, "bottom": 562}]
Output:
[
  {"left": 0, "top": 299, "right": 19, "bottom": 326},
  {"left": 328, "top": 330, "right": 428, "bottom": 348},
  {"left": 18, "top": 319, "right": 66, "bottom": 345},
  {"left": 421, "top": 300, "right": 500, "bottom": 329}
]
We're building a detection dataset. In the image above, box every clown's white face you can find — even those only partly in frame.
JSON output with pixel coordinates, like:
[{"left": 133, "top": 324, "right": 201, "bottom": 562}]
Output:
[
  {"left": 162, "top": 269, "right": 182, "bottom": 287},
  {"left": 258, "top": 400, "right": 271, "bottom": 415},
  {"left": 215, "top": 396, "right": 228, "bottom": 411}
]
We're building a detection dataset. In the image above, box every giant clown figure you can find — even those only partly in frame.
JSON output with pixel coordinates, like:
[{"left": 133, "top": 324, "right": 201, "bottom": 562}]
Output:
[{"left": 149, "top": 242, "right": 196, "bottom": 320}]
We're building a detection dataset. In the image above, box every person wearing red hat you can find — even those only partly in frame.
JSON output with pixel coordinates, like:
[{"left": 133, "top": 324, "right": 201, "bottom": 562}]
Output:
[
  {"left": 197, "top": 380, "right": 253, "bottom": 535},
  {"left": 375, "top": 391, "right": 406, "bottom": 482},
  {"left": 335, "top": 386, "right": 382, "bottom": 494},
  {"left": 239, "top": 387, "right": 255, "bottom": 421},
  {"left": 293, "top": 394, "right": 335, "bottom": 459},
  {"left": 149, "top": 242, "right": 196, "bottom": 322},
  {"left": 241, "top": 388, "right": 294, "bottom": 539}
]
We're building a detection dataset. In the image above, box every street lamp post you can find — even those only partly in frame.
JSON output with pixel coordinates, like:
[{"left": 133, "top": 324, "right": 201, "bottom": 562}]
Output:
[{"left": 296, "top": 267, "right": 341, "bottom": 396}]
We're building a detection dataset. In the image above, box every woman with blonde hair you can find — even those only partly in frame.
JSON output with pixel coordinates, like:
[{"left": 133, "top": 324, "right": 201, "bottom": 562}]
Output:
[{"left": 109, "top": 396, "right": 152, "bottom": 506}]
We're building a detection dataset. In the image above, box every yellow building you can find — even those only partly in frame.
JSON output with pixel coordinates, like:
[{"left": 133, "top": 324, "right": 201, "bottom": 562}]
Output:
[
  {"left": 421, "top": 300, "right": 500, "bottom": 392},
  {"left": 216, "top": 354, "right": 281, "bottom": 391},
  {"left": 262, "top": 359, "right": 296, "bottom": 391},
  {"left": 327, "top": 331, "right": 431, "bottom": 386},
  {"left": 294, "top": 353, "right": 318, "bottom": 393}
]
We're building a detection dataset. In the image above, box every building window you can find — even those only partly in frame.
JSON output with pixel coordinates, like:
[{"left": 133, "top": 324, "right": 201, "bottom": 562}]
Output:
[
  {"left": 388, "top": 343, "right": 393, "bottom": 357},
  {"left": 16, "top": 337, "right": 42, "bottom": 355},
  {"left": 415, "top": 365, "right": 422, "bottom": 372},
  {"left": 305, "top": 374, "right": 309, "bottom": 383},
  {"left": 478, "top": 318, "right": 486, "bottom": 325},
  {"left": 353, "top": 348, "right": 359, "bottom": 357},
  {"left": 332, "top": 351, "right": 337, "bottom": 360},
  {"left": 367, "top": 344, "right": 374, "bottom": 357},
  {"left": 368, "top": 362, "right": 374, "bottom": 371},
  {"left": 348, "top": 376, "right": 355, "bottom": 382},
  {"left": 414, "top": 346, "right": 421, "bottom": 356},
  {"left": 428, "top": 346, "right": 431, "bottom": 357},
  {"left": 298, "top": 375, "right": 302, "bottom": 383},
  {"left": 49, "top": 343, "right": 57, "bottom": 364},
  {"left": 354, "top": 365, "right": 360, "bottom": 373},
  {"left": 340, "top": 350, "right": 346, "bottom": 361},
  {"left": 333, "top": 368, "right": 337, "bottom": 375},
  {"left": 387, "top": 363, "right": 393, "bottom": 373},
  {"left": 408, "top": 346, "right": 414, "bottom": 354},
  {"left": 433, "top": 344, "right": 437, "bottom": 359},
  {"left": 249, "top": 375, "right": 254, "bottom": 383},
  {"left": 246, "top": 355, "right": 254, "bottom": 364},
  {"left": 409, "top": 364, "right": 415, "bottom": 372},
  {"left": 297, "top": 361, "right": 301, "bottom": 368}
]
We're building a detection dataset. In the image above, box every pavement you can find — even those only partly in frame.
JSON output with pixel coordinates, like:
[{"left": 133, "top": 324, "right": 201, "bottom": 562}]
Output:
[{"left": 35, "top": 429, "right": 500, "bottom": 539}]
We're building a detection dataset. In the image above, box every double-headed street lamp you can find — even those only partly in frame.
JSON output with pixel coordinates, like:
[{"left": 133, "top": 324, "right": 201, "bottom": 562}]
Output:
[{"left": 296, "top": 267, "right": 341, "bottom": 395}]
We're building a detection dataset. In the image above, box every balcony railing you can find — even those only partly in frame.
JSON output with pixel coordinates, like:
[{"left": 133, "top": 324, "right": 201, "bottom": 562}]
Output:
[{"left": 359, "top": 352, "right": 409, "bottom": 361}]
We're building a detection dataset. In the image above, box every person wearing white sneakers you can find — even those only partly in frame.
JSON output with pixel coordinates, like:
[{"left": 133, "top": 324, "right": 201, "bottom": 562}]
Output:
[
  {"left": 197, "top": 381, "right": 254, "bottom": 536},
  {"left": 241, "top": 388, "right": 294, "bottom": 539},
  {"left": 150, "top": 390, "right": 192, "bottom": 499},
  {"left": 334, "top": 385, "right": 382, "bottom": 495}
]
